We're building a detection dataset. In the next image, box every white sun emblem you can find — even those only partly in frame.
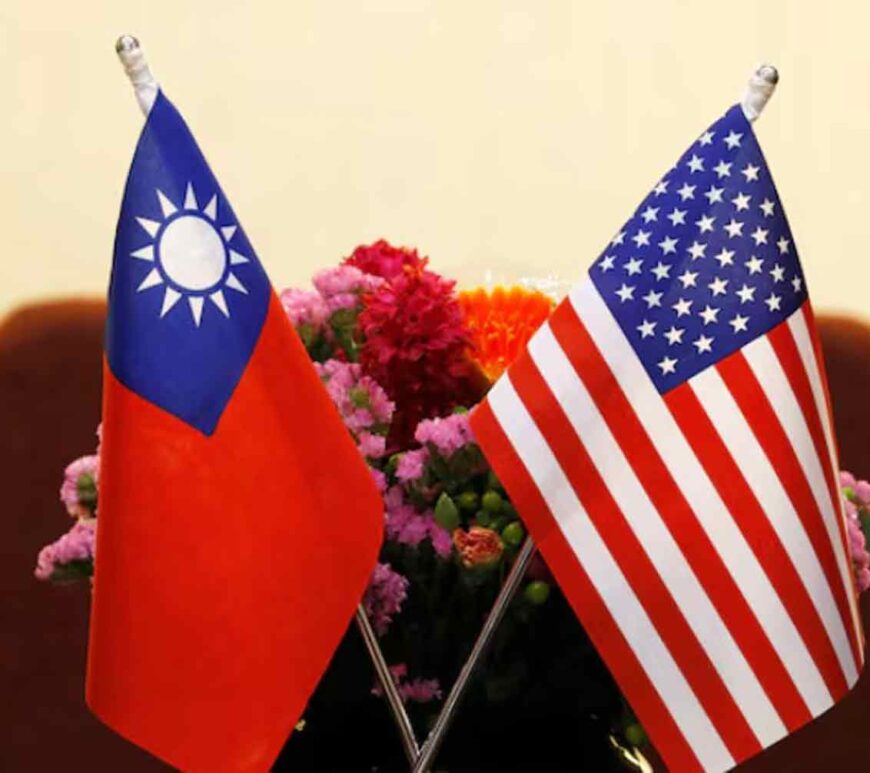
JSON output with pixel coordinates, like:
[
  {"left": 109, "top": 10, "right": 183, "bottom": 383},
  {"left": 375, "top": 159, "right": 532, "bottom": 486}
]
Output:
[{"left": 130, "top": 183, "right": 249, "bottom": 326}]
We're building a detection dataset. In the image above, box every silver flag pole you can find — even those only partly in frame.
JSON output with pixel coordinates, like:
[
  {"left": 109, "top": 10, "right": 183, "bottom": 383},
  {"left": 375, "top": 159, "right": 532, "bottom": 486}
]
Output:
[
  {"left": 113, "top": 33, "right": 420, "bottom": 767},
  {"left": 412, "top": 536, "right": 537, "bottom": 772}
]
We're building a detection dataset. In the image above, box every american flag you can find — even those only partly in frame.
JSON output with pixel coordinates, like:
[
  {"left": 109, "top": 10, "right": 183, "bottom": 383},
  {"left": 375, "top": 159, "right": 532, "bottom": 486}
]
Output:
[{"left": 470, "top": 104, "right": 865, "bottom": 772}]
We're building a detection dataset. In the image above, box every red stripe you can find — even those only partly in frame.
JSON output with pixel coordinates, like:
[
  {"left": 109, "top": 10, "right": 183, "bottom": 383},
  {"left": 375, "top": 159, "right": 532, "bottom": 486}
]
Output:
[
  {"left": 666, "top": 382, "right": 848, "bottom": 702},
  {"left": 769, "top": 321, "right": 860, "bottom": 654},
  {"left": 547, "top": 302, "right": 811, "bottom": 731},
  {"left": 470, "top": 398, "right": 704, "bottom": 773},
  {"left": 510, "top": 348, "right": 760, "bottom": 760},
  {"left": 717, "top": 352, "right": 861, "bottom": 675}
]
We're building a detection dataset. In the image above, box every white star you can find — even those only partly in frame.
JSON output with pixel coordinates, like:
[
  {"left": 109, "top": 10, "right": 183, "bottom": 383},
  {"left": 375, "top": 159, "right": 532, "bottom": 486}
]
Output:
[
  {"left": 696, "top": 214, "right": 716, "bottom": 233},
  {"left": 687, "top": 154, "right": 705, "bottom": 173},
  {"left": 667, "top": 208, "right": 687, "bottom": 226},
  {"left": 764, "top": 293, "right": 782, "bottom": 312},
  {"left": 659, "top": 235, "right": 679, "bottom": 255},
  {"left": 651, "top": 261, "right": 672, "bottom": 281},
  {"left": 750, "top": 226, "right": 769, "bottom": 245},
  {"left": 770, "top": 263, "right": 785, "bottom": 282},
  {"left": 599, "top": 254, "right": 616, "bottom": 272},
  {"left": 637, "top": 319, "right": 657, "bottom": 338},
  {"left": 624, "top": 257, "right": 644, "bottom": 275},
  {"left": 678, "top": 269, "right": 699, "bottom": 288},
  {"left": 677, "top": 183, "right": 697, "bottom": 201},
  {"left": 777, "top": 236, "right": 791, "bottom": 254},
  {"left": 714, "top": 247, "right": 735, "bottom": 267},
  {"left": 699, "top": 130, "right": 715, "bottom": 146},
  {"left": 612, "top": 230, "right": 626, "bottom": 246},
  {"left": 713, "top": 160, "right": 732, "bottom": 178},
  {"left": 643, "top": 289, "right": 663, "bottom": 308},
  {"left": 653, "top": 179, "right": 669, "bottom": 196},
  {"left": 664, "top": 326, "right": 684, "bottom": 345},
  {"left": 791, "top": 275, "right": 803, "bottom": 292},
  {"left": 641, "top": 206, "right": 659, "bottom": 223},
  {"left": 732, "top": 192, "right": 751, "bottom": 211},
  {"left": 657, "top": 356, "right": 678, "bottom": 375},
  {"left": 742, "top": 163, "right": 760, "bottom": 182},
  {"left": 759, "top": 198, "right": 775, "bottom": 217},
  {"left": 699, "top": 305, "right": 720, "bottom": 325},
  {"left": 708, "top": 276, "right": 729, "bottom": 296},
  {"left": 615, "top": 284, "right": 635, "bottom": 303},
  {"left": 729, "top": 314, "right": 750, "bottom": 333},
  {"left": 693, "top": 334, "right": 714, "bottom": 353},
  {"left": 723, "top": 218, "right": 744, "bottom": 238},
  {"left": 672, "top": 297, "right": 693, "bottom": 317},
  {"left": 704, "top": 185, "right": 725, "bottom": 204},
  {"left": 735, "top": 284, "right": 755, "bottom": 304},
  {"left": 687, "top": 241, "right": 707, "bottom": 260},
  {"left": 745, "top": 255, "right": 764, "bottom": 275},
  {"left": 724, "top": 130, "right": 743, "bottom": 149},
  {"left": 632, "top": 229, "right": 651, "bottom": 247}
]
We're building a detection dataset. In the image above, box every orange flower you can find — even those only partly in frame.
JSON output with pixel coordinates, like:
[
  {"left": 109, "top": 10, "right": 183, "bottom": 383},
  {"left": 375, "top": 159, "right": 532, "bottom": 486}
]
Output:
[
  {"left": 458, "top": 286, "right": 555, "bottom": 381},
  {"left": 452, "top": 526, "right": 504, "bottom": 568}
]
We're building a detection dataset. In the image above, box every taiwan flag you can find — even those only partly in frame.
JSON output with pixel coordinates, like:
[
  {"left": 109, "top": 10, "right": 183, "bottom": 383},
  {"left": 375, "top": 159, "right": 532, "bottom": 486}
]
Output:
[{"left": 86, "top": 91, "right": 383, "bottom": 771}]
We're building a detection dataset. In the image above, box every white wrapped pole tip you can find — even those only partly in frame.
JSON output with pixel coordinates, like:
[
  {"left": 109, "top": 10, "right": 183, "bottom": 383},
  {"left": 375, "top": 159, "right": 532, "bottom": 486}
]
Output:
[
  {"left": 115, "top": 34, "right": 158, "bottom": 116},
  {"left": 741, "top": 64, "right": 779, "bottom": 123}
]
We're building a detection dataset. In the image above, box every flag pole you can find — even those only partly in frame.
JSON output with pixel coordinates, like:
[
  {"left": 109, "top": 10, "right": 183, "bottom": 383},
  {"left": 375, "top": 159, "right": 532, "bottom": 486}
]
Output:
[
  {"left": 411, "top": 536, "right": 537, "bottom": 773},
  {"left": 113, "top": 33, "right": 420, "bottom": 766},
  {"left": 411, "top": 64, "right": 781, "bottom": 773},
  {"left": 741, "top": 63, "right": 779, "bottom": 122}
]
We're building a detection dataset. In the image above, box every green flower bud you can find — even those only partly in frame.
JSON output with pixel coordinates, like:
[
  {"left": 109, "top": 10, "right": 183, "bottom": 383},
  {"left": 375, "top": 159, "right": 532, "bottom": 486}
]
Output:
[
  {"left": 501, "top": 521, "right": 524, "bottom": 547},
  {"left": 348, "top": 386, "right": 370, "bottom": 409},
  {"left": 434, "top": 492, "right": 461, "bottom": 531},
  {"left": 456, "top": 491, "right": 479, "bottom": 512},
  {"left": 624, "top": 722, "right": 647, "bottom": 748},
  {"left": 843, "top": 485, "right": 857, "bottom": 502},
  {"left": 76, "top": 474, "right": 98, "bottom": 507},
  {"left": 524, "top": 580, "right": 550, "bottom": 605},
  {"left": 500, "top": 501, "right": 517, "bottom": 520},
  {"left": 452, "top": 406, "right": 469, "bottom": 415},
  {"left": 474, "top": 509, "right": 492, "bottom": 527},
  {"left": 487, "top": 470, "right": 504, "bottom": 492},
  {"left": 481, "top": 490, "right": 503, "bottom": 514},
  {"left": 386, "top": 453, "right": 402, "bottom": 475}
]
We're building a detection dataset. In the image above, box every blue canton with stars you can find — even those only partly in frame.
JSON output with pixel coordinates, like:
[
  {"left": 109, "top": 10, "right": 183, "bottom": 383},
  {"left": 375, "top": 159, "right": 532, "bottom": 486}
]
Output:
[
  {"left": 106, "top": 91, "right": 272, "bottom": 435},
  {"left": 590, "top": 104, "right": 806, "bottom": 394}
]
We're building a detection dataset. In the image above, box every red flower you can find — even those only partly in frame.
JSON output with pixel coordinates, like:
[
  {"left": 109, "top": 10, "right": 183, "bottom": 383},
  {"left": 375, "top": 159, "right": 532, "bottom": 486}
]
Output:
[
  {"left": 357, "top": 257, "right": 487, "bottom": 446},
  {"left": 344, "top": 239, "right": 425, "bottom": 281},
  {"left": 453, "top": 526, "right": 504, "bottom": 568}
]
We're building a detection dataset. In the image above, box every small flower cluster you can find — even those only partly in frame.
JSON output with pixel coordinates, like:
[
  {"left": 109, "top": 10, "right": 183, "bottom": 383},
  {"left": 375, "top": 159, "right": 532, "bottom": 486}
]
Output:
[
  {"left": 371, "top": 663, "right": 442, "bottom": 705},
  {"left": 363, "top": 563, "right": 410, "bottom": 636},
  {"left": 34, "top": 518, "right": 96, "bottom": 582},
  {"left": 315, "top": 359, "right": 394, "bottom": 460},
  {"left": 841, "top": 471, "right": 870, "bottom": 592},
  {"left": 60, "top": 454, "right": 99, "bottom": 519}
]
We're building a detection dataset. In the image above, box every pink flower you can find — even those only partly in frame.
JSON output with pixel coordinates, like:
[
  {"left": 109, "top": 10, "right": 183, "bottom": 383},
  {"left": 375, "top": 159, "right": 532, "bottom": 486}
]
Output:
[
  {"left": 370, "top": 468, "right": 387, "bottom": 493},
  {"left": 841, "top": 471, "right": 870, "bottom": 593},
  {"left": 396, "top": 448, "right": 429, "bottom": 483},
  {"left": 60, "top": 455, "right": 99, "bottom": 518},
  {"left": 279, "top": 288, "right": 329, "bottom": 328},
  {"left": 371, "top": 662, "right": 442, "bottom": 704},
  {"left": 315, "top": 359, "right": 394, "bottom": 441},
  {"left": 428, "top": 521, "right": 453, "bottom": 559},
  {"left": 363, "top": 562, "right": 409, "bottom": 636},
  {"left": 313, "top": 265, "right": 383, "bottom": 298},
  {"left": 415, "top": 413, "right": 475, "bottom": 457},
  {"left": 358, "top": 432, "right": 386, "bottom": 459},
  {"left": 34, "top": 519, "right": 96, "bottom": 581}
]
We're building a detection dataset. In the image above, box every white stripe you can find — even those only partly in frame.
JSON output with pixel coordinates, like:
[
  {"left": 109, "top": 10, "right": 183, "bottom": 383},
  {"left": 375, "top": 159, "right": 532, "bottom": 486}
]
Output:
[
  {"left": 690, "top": 365, "right": 854, "bottom": 690},
  {"left": 744, "top": 331, "right": 861, "bottom": 679},
  {"left": 528, "top": 324, "right": 785, "bottom": 744},
  {"left": 569, "top": 281, "right": 833, "bottom": 714},
  {"left": 488, "top": 374, "right": 733, "bottom": 772},
  {"left": 788, "top": 310, "right": 865, "bottom": 662}
]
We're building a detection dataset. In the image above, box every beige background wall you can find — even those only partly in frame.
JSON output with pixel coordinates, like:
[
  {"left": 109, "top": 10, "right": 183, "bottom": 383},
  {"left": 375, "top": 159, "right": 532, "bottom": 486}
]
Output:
[{"left": 1, "top": 1, "right": 866, "bottom": 320}]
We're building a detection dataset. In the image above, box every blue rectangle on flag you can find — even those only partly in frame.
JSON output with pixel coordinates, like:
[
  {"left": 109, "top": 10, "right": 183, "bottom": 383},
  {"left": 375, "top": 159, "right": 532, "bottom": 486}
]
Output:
[{"left": 589, "top": 105, "right": 807, "bottom": 393}]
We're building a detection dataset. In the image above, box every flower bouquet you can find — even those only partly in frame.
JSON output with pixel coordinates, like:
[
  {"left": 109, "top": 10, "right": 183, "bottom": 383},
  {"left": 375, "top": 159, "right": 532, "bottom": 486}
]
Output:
[{"left": 36, "top": 240, "right": 870, "bottom": 770}]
